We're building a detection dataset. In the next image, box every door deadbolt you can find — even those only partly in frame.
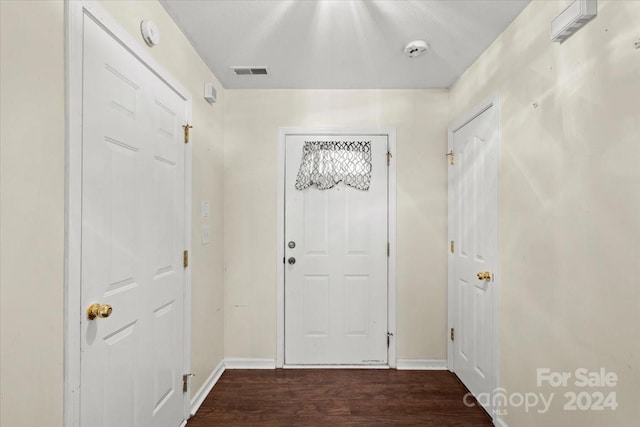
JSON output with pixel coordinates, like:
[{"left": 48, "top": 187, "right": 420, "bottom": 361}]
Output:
[
  {"left": 288, "top": 257, "right": 296, "bottom": 265},
  {"left": 288, "top": 241, "right": 296, "bottom": 249}
]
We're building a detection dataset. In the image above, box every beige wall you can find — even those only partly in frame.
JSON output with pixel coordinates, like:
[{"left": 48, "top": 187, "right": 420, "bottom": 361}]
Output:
[
  {"left": 0, "top": 1, "right": 225, "bottom": 426},
  {"left": 0, "top": 1, "right": 66, "bottom": 425},
  {"left": 223, "top": 90, "right": 449, "bottom": 360},
  {"left": 449, "top": 0, "right": 640, "bottom": 426}
]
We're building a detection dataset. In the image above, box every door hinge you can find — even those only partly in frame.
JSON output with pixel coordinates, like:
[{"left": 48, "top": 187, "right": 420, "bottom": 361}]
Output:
[
  {"left": 182, "top": 373, "right": 194, "bottom": 393},
  {"left": 387, "top": 242, "right": 390, "bottom": 257},
  {"left": 183, "top": 250, "right": 189, "bottom": 268},
  {"left": 182, "top": 123, "right": 193, "bottom": 144},
  {"left": 387, "top": 151, "right": 392, "bottom": 166},
  {"left": 446, "top": 150, "right": 455, "bottom": 165},
  {"left": 387, "top": 332, "right": 394, "bottom": 347},
  {"left": 450, "top": 327, "right": 455, "bottom": 341},
  {"left": 450, "top": 240, "right": 455, "bottom": 253}
]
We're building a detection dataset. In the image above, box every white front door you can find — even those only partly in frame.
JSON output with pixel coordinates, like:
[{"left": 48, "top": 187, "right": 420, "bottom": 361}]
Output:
[
  {"left": 284, "top": 135, "right": 389, "bottom": 365},
  {"left": 449, "top": 104, "right": 499, "bottom": 415},
  {"left": 81, "top": 15, "right": 186, "bottom": 427}
]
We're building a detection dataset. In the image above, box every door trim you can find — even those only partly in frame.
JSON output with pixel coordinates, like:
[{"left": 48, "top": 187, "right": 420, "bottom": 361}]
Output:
[
  {"left": 65, "top": 2, "right": 193, "bottom": 425},
  {"left": 276, "top": 127, "right": 397, "bottom": 369},
  {"left": 446, "top": 94, "right": 500, "bottom": 418}
]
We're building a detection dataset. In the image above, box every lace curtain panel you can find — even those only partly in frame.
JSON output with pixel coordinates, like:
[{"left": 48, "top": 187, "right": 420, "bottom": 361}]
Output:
[{"left": 295, "top": 140, "right": 372, "bottom": 191}]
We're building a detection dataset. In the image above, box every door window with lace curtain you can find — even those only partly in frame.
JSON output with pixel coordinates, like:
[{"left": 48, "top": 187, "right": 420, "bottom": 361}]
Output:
[{"left": 295, "top": 140, "right": 372, "bottom": 191}]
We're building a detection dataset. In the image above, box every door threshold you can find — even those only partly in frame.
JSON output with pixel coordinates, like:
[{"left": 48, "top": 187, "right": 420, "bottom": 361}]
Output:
[{"left": 283, "top": 364, "right": 390, "bottom": 369}]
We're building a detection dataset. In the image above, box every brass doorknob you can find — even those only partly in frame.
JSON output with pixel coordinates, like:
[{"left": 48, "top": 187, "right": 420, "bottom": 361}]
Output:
[
  {"left": 477, "top": 272, "right": 492, "bottom": 282},
  {"left": 87, "top": 303, "right": 113, "bottom": 320}
]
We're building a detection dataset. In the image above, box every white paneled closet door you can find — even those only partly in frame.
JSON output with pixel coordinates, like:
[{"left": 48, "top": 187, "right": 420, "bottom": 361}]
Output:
[
  {"left": 450, "top": 105, "right": 498, "bottom": 416},
  {"left": 80, "top": 15, "right": 186, "bottom": 427}
]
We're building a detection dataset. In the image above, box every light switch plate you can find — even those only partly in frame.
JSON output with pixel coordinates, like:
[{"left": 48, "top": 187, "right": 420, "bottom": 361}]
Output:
[
  {"left": 201, "top": 227, "right": 211, "bottom": 245},
  {"left": 201, "top": 201, "right": 209, "bottom": 218}
]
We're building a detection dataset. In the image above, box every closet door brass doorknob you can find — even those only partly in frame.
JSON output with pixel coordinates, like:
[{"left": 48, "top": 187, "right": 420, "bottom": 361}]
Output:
[
  {"left": 477, "top": 272, "right": 492, "bottom": 282},
  {"left": 87, "top": 303, "right": 113, "bottom": 320}
]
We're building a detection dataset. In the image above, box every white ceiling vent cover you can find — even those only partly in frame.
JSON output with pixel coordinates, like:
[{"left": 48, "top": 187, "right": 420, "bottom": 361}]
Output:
[
  {"left": 231, "top": 66, "right": 269, "bottom": 76},
  {"left": 551, "top": 0, "right": 597, "bottom": 43}
]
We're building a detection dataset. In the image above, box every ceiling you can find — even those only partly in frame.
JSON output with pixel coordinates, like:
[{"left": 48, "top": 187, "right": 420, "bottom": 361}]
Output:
[{"left": 160, "top": 0, "right": 531, "bottom": 89}]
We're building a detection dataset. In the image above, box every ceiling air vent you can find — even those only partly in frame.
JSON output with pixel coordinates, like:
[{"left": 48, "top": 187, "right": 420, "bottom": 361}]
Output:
[{"left": 231, "top": 66, "right": 269, "bottom": 76}]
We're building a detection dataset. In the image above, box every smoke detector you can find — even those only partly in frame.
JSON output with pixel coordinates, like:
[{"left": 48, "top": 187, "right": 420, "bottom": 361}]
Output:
[
  {"left": 404, "top": 40, "right": 429, "bottom": 58},
  {"left": 140, "top": 20, "right": 160, "bottom": 47}
]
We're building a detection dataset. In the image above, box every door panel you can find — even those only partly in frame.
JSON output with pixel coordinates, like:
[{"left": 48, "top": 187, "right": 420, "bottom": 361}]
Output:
[
  {"left": 303, "top": 275, "right": 330, "bottom": 336},
  {"left": 346, "top": 189, "right": 370, "bottom": 254},
  {"left": 81, "top": 15, "right": 185, "bottom": 427},
  {"left": 152, "top": 301, "right": 177, "bottom": 415},
  {"left": 451, "top": 105, "right": 498, "bottom": 415},
  {"left": 284, "top": 135, "right": 388, "bottom": 365},
  {"left": 344, "top": 275, "right": 370, "bottom": 336},
  {"left": 303, "top": 190, "right": 329, "bottom": 255},
  {"left": 103, "top": 324, "right": 138, "bottom": 427}
]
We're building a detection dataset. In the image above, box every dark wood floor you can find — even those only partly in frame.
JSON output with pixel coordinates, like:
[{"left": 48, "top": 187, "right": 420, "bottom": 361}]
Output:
[{"left": 187, "top": 369, "right": 492, "bottom": 426}]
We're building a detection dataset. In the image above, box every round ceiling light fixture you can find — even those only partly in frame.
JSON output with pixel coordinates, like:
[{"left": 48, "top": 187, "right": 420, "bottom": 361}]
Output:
[{"left": 404, "top": 40, "right": 429, "bottom": 58}]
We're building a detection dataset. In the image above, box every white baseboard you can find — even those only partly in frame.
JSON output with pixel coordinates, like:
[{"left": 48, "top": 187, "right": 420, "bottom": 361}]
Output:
[
  {"left": 190, "top": 359, "right": 225, "bottom": 416},
  {"left": 396, "top": 359, "right": 448, "bottom": 370},
  {"left": 494, "top": 417, "right": 508, "bottom": 427},
  {"left": 224, "top": 358, "right": 276, "bottom": 369}
]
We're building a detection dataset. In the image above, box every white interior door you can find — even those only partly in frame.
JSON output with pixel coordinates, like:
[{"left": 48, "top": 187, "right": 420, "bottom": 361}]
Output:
[
  {"left": 81, "top": 15, "right": 186, "bottom": 427},
  {"left": 449, "top": 104, "right": 499, "bottom": 415},
  {"left": 284, "top": 135, "right": 389, "bottom": 365}
]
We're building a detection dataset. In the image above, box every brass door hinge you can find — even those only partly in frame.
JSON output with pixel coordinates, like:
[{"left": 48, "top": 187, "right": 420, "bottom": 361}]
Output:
[
  {"left": 387, "top": 332, "right": 394, "bottom": 347},
  {"left": 450, "top": 327, "right": 455, "bottom": 341},
  {"left": 183, "top": 124, "right": 193, "bottom": 144},
  {"left": 387, "top": 151, "right": 392, "bottom": 166},
  {"left": 183, "top": 250, "right": 189, "bottom": 268},
  {"left": 450, "top": 240, "right": 455, "bottom": 253},
  {"left": 182, "top": 373, "right": 194, "bottom": 393},
  {"left": 446, "top": 150, "right": 455, "bottom": 165},
  {"left": 387, "top": 242, "right": 390, "bottom": 257}
]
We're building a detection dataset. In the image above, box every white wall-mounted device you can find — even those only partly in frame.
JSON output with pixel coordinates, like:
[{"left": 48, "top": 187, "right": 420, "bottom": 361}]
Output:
[
  {"left": 404, "top": 40, "right": 429, "bottom": 58},
  {"left": 551, "top": 0, "right": 597, "bottom": 43},
  {"left": 204, "top": 83, "right": 217, "bottom": 104},
  {"left": 140, "top": 20, "right": 160, "bottom": 47},
  {"left": 201, "top": 200, "right": 210, "bottom": 218},
  {"left": 201, "top": 227, "right": 211, "bottom": 245}
]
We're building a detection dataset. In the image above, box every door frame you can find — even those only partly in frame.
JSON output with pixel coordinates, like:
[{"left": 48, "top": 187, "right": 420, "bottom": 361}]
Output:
[
  {"left": 276, "top": 127, "right": 397, "bottom": 368},
  {"left": 64, "top": 2, "right": 193, "bottom": 426},
  {"left": 446, "top": 95, "right": 500, "bottom": 418}
]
